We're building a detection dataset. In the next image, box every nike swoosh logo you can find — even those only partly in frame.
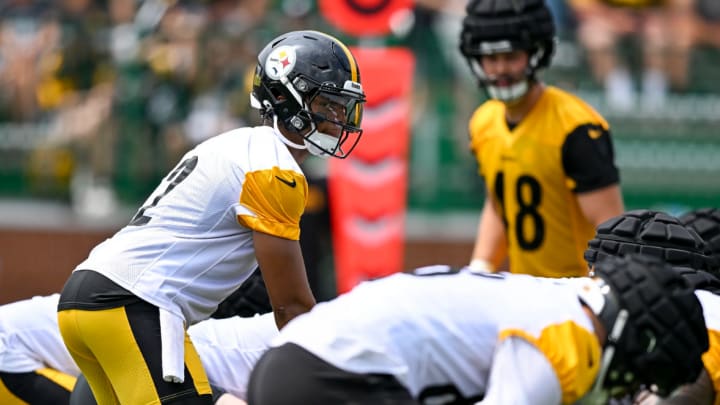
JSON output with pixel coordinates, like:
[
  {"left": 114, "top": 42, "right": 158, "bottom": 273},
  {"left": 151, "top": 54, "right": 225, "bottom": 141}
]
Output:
[
  {"left": 588, "top": 129, "right": 603, "bottom": 139},
  {"left": 275, "top": 176, "right": 297, "bottom": 188}
]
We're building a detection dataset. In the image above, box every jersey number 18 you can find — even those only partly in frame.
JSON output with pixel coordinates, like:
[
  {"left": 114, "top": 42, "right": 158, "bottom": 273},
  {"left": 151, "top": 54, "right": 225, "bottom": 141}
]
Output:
[{"left": 494, "top": 171, "right": 545, "bottom": 250}]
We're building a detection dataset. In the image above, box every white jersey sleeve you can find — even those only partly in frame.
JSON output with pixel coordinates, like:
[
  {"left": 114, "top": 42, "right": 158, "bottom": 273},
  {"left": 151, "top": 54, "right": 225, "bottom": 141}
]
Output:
[
  {"left": 0, "top": 294, "right": 79, "bottom": 376},
  {"left": 478, "top": 336, "right": 562, "bottom": 405}
]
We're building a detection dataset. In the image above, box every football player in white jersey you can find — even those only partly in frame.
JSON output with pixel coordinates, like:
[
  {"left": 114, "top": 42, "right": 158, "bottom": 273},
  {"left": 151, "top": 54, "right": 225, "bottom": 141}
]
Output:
[
  {"left": 246, "top": 254, "right": 708, "bottom": 405},
  {"left": 585, "top": 209, "right": 720, "bottom": 404},
  {"left": 0, "top": 294, "right": 80, "bottom": 404},
  {"left": 56, "top": 30, "right": 365, "bottom": 405},
  {"left": 1, "top": 293, "right": 276, "bottom": 405}
]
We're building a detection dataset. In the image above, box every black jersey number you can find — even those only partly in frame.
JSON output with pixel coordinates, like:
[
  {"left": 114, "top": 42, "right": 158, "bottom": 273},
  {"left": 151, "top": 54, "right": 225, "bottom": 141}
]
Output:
[
  {"left": 129, "top": 156, "right": 198, "bottom": 226},
  {"left": 494, "top": 172, "right": 544, "bottom": 250}
]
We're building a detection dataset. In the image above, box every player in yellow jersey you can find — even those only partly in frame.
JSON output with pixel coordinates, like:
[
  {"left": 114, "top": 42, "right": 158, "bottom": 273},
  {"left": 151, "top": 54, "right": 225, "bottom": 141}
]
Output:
[
  {"left": 57, "top": 30, "right": 365, "bottom": 405},
  {"left": 459, "top": 0, "right": 625, "bottom": 278}
]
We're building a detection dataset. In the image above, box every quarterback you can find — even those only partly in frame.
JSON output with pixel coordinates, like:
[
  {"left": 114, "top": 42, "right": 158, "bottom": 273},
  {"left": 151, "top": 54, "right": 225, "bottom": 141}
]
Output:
[{"left": 460, "top": 0, "right": 624, "bottom": 277}]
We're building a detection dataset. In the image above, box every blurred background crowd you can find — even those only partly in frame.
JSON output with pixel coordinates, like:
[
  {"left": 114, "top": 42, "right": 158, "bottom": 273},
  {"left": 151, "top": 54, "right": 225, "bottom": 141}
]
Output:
[
  {"left": 0, "top": 0, "right": 718, "bottom": 214},
  {"left": 0, "top": 0, "right": 325, "bottom": 215}
]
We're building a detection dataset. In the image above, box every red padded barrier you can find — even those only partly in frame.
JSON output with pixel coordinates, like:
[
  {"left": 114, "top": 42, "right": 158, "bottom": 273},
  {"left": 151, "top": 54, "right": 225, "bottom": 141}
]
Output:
[
  {"left": 329, "top": 159, "right": 407, "bottom": 219},
  {"left": 329, "top": 47, "right": 414, "bottom": 294},
  {"left": 351, "top": 101, "right": 411, "bottom": 162},
  {"left": 333, "top": 215, "right": 405, "bottom": 293},
  {"left": 318, "top": 0, "right": 414, "bottom": 37}
]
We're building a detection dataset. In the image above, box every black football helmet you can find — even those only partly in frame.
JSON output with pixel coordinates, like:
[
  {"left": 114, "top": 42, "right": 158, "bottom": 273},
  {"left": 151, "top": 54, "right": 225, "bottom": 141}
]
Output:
[
  {"left": 459, "top": 0, "right": 555, "bottom": 103},
  {"left": 579, "top": 210, "right": 716, "bottom": 401},
  {"left": 251, "top": 30, "right": 365, "bottom": 159},
  {"left": 576, "top": 254, "right": 708, "bottom": 402},
  {"left": 680, "top": 208, "right": 720, "bottom": 271},
  {"left": 584, "top": 209, "right": 719, "bottom": 290}
]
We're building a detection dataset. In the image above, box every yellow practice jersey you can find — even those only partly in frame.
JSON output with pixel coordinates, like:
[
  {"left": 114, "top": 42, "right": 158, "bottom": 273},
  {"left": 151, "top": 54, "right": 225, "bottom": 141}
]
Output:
[{"left": 469, "top": 86, "right": 619, "bottom": 278}]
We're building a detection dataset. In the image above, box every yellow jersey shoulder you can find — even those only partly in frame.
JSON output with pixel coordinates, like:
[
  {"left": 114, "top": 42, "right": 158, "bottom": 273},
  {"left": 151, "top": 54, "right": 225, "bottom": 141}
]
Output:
[
  {"left": 468, "top": 87, "right": 609, "bottom": 151},
  {"left": 501, "top": 320, "right": 601, "bottom": 404},
  {"left": 468, "top": 99, "right": 503, "bottom": 141},
  {"left": 542, "top": 86, "right": 609, "bottom": 132}
]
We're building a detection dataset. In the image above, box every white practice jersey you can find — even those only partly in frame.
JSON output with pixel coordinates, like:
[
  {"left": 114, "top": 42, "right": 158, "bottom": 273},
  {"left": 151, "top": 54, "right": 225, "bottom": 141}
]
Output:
[
  {"left": 2, "top": 293, "right": 279, "bottom": 400},
  {"left": 0, "top": 294, "right": 80, "bottom": 376},
  {"left": 275, "top": 269, "right": 602, "bottom": 404},
  {"left": 189, "top": 313, "right": 278, "bottom": 400},
  {"left": 74, "top": 126, "right": 308, "bottom": 325}
]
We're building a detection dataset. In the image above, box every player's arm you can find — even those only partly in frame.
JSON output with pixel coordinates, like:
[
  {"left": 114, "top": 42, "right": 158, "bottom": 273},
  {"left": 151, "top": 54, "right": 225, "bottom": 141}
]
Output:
[
  {"left": 477, "top": 337, "right": 562, "bottom": 405},
  {"left": 470, "top": 193, "right": 508, "bottom": 272},
  {"left": 577, "top": 184, "right": 624, "bottom": 227},
  {"left": 253, "top": 230, "right": 315, "bottom": 329},
  {"left": 562, "top": 124, "right": 624, "bottom": 226}
]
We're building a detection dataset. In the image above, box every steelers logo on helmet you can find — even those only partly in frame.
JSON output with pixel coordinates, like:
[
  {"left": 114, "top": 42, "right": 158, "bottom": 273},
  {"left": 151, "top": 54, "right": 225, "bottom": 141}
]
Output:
[{"left": 265, "top": 46, "right": 297, "bottom": 80}]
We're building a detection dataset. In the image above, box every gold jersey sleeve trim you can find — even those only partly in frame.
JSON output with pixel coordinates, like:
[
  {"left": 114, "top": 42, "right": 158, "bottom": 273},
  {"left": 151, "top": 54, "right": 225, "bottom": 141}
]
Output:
[
  {"left": 238, "top": 167, "right": 307, "bottom": 240},
  {"left": 500, "top": 321, "right": 601, "bottom": 404},
  {"left": 702, "top": 328, "right": 720, "bottom": 403}
]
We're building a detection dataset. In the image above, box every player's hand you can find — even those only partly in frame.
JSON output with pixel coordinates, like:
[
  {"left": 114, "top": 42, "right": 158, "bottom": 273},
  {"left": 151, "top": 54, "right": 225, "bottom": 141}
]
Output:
[{"left": 633, "top": 390, "right": 660, "bottom": 405}]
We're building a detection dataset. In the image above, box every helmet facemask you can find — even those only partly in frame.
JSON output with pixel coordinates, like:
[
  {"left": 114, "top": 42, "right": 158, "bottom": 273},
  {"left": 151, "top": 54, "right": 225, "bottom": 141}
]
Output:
[
  {"left": 465, "top": 41, "right": 551, "bottom": 104},
  {"left": 295, "top": 77, "right": 364, "bottom": 159},
  {"left": 573, "top": 277, "right": 635, "bottom": 405},
  {"left": 459, "top": 0, "right": 556, "bottom": 104}
]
